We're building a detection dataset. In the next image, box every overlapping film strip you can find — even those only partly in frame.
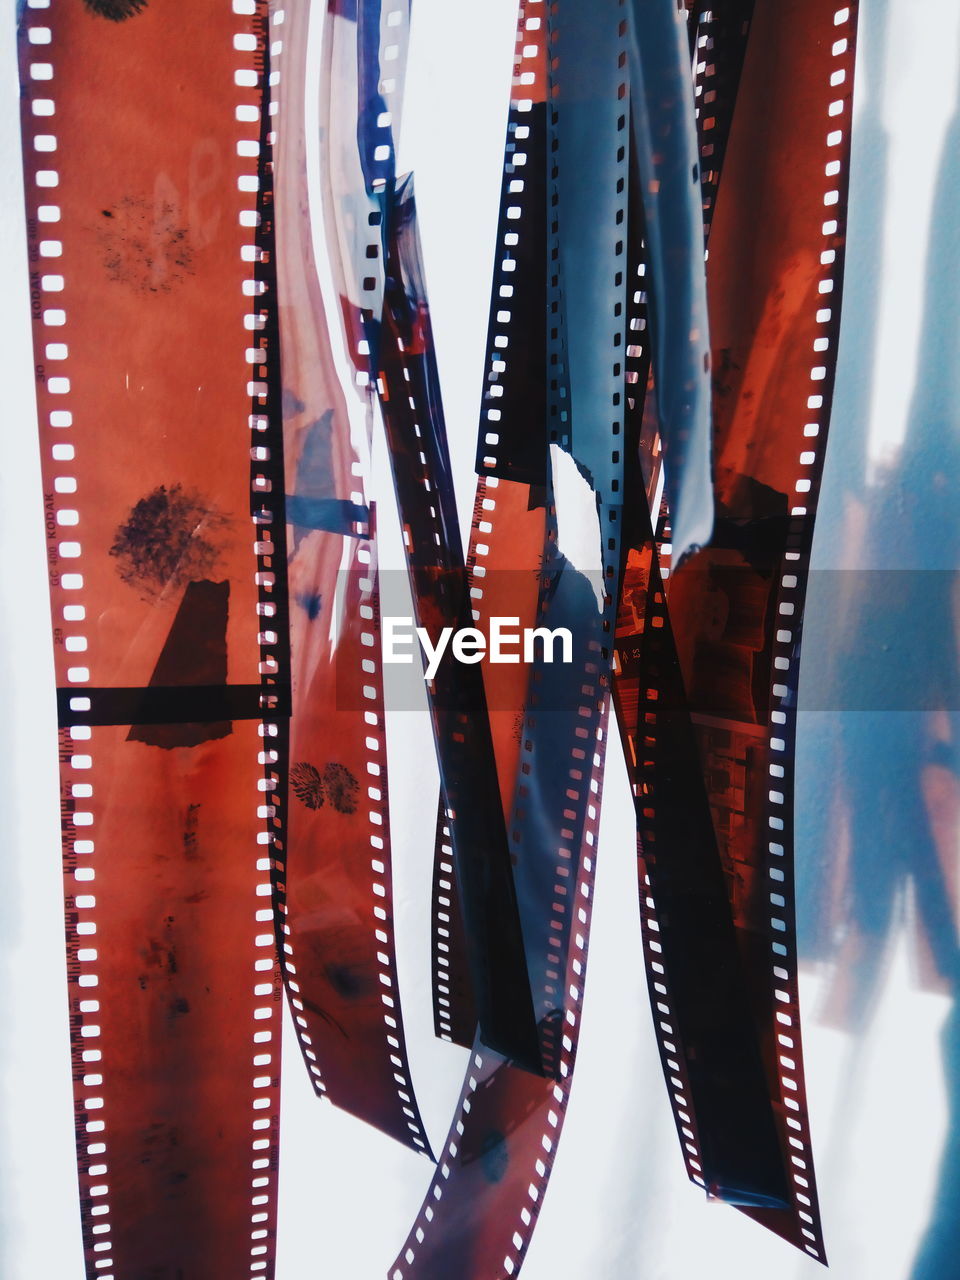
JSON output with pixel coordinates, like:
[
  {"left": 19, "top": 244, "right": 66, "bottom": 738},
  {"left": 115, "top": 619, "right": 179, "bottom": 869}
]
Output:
[{"left": 14, "top": 0, "right": 864, "bottom": 1276}]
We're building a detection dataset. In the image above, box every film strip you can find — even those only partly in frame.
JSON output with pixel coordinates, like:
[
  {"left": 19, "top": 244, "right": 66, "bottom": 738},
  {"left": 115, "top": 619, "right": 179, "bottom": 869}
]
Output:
[
  {"left": 377, "top": 174, "right": 543, "bottom": 1070},
  {"left": 311, "top": 0, "right": 543, "bottom": 1067},
  {"left": 17, "top": 0, "right": 283, "bottom": 1274},
  {"left": 681, "top": 0, "right": 859, "bottom": 1254},
  {"left": 615, "top": 0, "right": 793, "bottom": 1224},
  {"left": 704, "top": 1, "right": 856, "bottom": 1253},
  {"left": 16, "top": 0, "right": 860, "bottom": 1273},
  {"left": 614, "top": 0, "right": 861, "bottom": 1259},
  {"left": 262, "top": 0, "right": 433, "bottom": 1156},
  {"left": 614, "top": 122, "right": 723, "bottom": 1214},
  {"left": 393, "top": 550, "right": 614, "bottom": 1276},
  {"left": 614, "top": 501, "right": 793, "bottom": 1213},
  {"left": 429, "top": 0, "right": 715, "bottom": 1054},
  {"left": 395, "top": 1, "right": 633, "bottom": 1275},
  {"left": 626, "top": 0, "right": 713, "bottom": 565},
  {"left": 690, "top": 0, "right": 755, "bottom": 240},
  {"left": 428, "top": 0, "right": 550, "bottom": 1052}
]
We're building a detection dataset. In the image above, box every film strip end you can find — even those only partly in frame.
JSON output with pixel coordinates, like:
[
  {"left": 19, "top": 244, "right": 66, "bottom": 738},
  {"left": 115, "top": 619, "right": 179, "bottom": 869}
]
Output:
[{"left": 391, "top": 709, "right": 611, "bottom": 1280}]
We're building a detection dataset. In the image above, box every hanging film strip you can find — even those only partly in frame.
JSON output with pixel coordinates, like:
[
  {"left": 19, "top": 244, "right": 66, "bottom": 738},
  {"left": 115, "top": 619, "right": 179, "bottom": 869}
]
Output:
[
  {"left": 427, "top": 0, "right": 552, "bottom": 1052},
  {"left": 421, "top": 0, "right": 856, "bottom": 1268},
  {"left": 314, "top": 0, "right": 543, "bottom": 1070},
  {"left": 616, "top": 0, "right": 796, "bottom": 1230},
  {"left": 268, "top": 0, "right": 433, "bottom": 1155},
  {"left": 612, "top": 0, "right": 861, "bottom": 1260},
  {"left": 378, "top": 173, "right": 544, "bottom": 1071},
  {"left": 394, "top": 2, "right": 633, "bottom": 1276},
  {"left": 611, "top": 61, "right": 786, "bottom": 1225},
  {"left": 17, "top": 0, "right": 283, "bottom": 1274},
  {"left": 16, "top": 0, "right": 861, "bottom": 1273}
]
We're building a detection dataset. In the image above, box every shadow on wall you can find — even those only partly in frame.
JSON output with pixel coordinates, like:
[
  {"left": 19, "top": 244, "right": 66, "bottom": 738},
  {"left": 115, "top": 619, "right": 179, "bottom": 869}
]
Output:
[{"left": 797, "top": 5, "right": 960, "bottom": 1275}]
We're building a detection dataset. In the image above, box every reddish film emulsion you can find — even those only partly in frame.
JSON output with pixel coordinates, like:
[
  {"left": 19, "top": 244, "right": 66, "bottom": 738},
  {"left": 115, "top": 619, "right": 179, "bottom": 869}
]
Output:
[
  {"left": 427, "top": 0, "right": 551, "bottom": 1054},
  {"left": 269, "top": 0, "right": 433, "bottom": 1155},
  {"left": 17, "top": 0, "right": 861, "bottom": 1273},
  {"left": 19, "top": 1, "right": 282, "bottom": 1274},
  {"left": 618, "top": 0, "right": 860, "bottom": 1257},
  {"left": 393, "top": 3, "right": 627, "bottom": 1276}
]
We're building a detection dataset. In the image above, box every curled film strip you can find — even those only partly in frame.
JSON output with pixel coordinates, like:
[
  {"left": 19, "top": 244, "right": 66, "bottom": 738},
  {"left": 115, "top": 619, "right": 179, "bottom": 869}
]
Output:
[
  {"left": 418, "top": 0, "right": 853, "bottom": 1266},
  {"left": 614, "top": 0, "right": 793, "bottom": 1224},
  {"left": 615, "top": 0, "right": 861, "bottom": 1259},
  {"left": 626, "top": 0, "right": 713, "bottom": 565},
  {"left": 313, "top": 0, "right": 542, "bottom": 1068},
  {"left": 15, "top": 0, "right": 862, "bottom": 1273},
  {"left": 686, "top": 0, "right": 859, "bottom": 1255},
  {"left": 377, "top": 173, "right": 543, "bottom": 1071},
  {"left": 612, "top": 89, "right": 786, "bottom": 1219},
  {"left": 428, "top": 0, "right": 550, "bottom": 1054},
  {"left": 394, "top": 2, "right": 634, "bottom": 1275},
  {"left": 269, "top": 0, "right": 433, "bottom": 1155},
  {"left": 18, "top": 0, "right": 283, "bottom": 1274}
]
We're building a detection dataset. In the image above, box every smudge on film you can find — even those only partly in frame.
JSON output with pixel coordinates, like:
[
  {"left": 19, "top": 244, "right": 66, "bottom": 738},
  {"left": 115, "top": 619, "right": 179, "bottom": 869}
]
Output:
[
  {"left": 289, "top": 412, "right": 338, "bottom": 551},
  {"left": 282, "top": 387, "right": 306, "bottom": 417},
  {"left": 182, "top": 803, "right": 201, "bottom": 861},
  {"left": 97, "top": 194, "right": 193, "bottom": 293},
  {"left": 479, "top": 1131, "right": 509, "bottom": 1184},
  {"left": 110, "top": 485, "right": 228, "bottom": 598},
  {"left": 324, "top": 963, "right": 369, "bottom": 1001},
  {"left": 291, "top": 762, "right": 325, "bottom": 810},
  {"left": 83, "top": 0, "right": 148, "bottom": 19},
  {"left": 295, "top": 591, "right": 323, "bottom": 620},
  {"left": 323, "top": 763, "right": 359, "bottom": 815},
  {"left": 290, "top": 762, "right": 359, "bottom": 814}
]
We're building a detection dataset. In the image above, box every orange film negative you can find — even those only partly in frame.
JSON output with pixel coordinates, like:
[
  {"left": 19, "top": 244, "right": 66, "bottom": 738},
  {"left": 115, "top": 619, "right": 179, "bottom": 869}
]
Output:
[
  {"left": 428, "top": 0, "right": 550, "bottom": 1054},
  {"left": 677, "top": 0, "right": 858, "bottom": 1254},
  {"left": 613, "top": 0, "right": 861, "bottom": 1260},
  {"left": 615, "top": 0, "right": 793, "bottom": 1233},
  {"left": 268, "top": 0, "right": 433, "bottom": 1155},
  {"left": 17, "top": 0, "right": 283, "bottom": 1275},
  {"left": 308, "top": 0, "right": 545, "bottom": 1069},
  {"left": 395, "top": 2, "right": 631, "bottom": 1275}
]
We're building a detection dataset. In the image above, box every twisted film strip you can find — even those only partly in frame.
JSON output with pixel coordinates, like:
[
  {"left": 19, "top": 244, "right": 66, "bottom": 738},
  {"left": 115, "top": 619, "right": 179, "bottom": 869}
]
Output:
[
  {"left": 728, "top": 3, "right": 859, "bottom": 1256},
  {"left": 618, "top": 0, "right": 861, "bottom": 1258},
  {"left": 613, "top": 132, "right": 717, "bottom": 1202},
  {"left": 428, "top": 0, "right": 549, "bottom": 1051},
  {"left": 309, "top": 0, "right": 543, "bottom": 1067},
  {"left": 391, "top": 731, "right": 610, "bottom": 1280},
  {"left": 17, "top": 0, "right": 283, "bottom": 1273},
  {"left": 522, "top": 0, "right": 630, "bottom": 1066},
  {"left": 626, "top": 0, "right": 714, "bottom": 563},
  {"left": 392, "top": 2, "right": 634, "bottom": 1275},
  {"left": 377, "top": 174, "right": 543, "bottom": 1069},
  {"left": 16, "top": 0, "right": 862, "bottom": 1273},
  {"left": 614, "top": 0, "right": 791, "bottom": 1227},
  {"left": 267, "top": 0, "right": 433, "bottom": 1154},
  {"left": 393, "top": 533, "right": 615, "bottom": 1279}
]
